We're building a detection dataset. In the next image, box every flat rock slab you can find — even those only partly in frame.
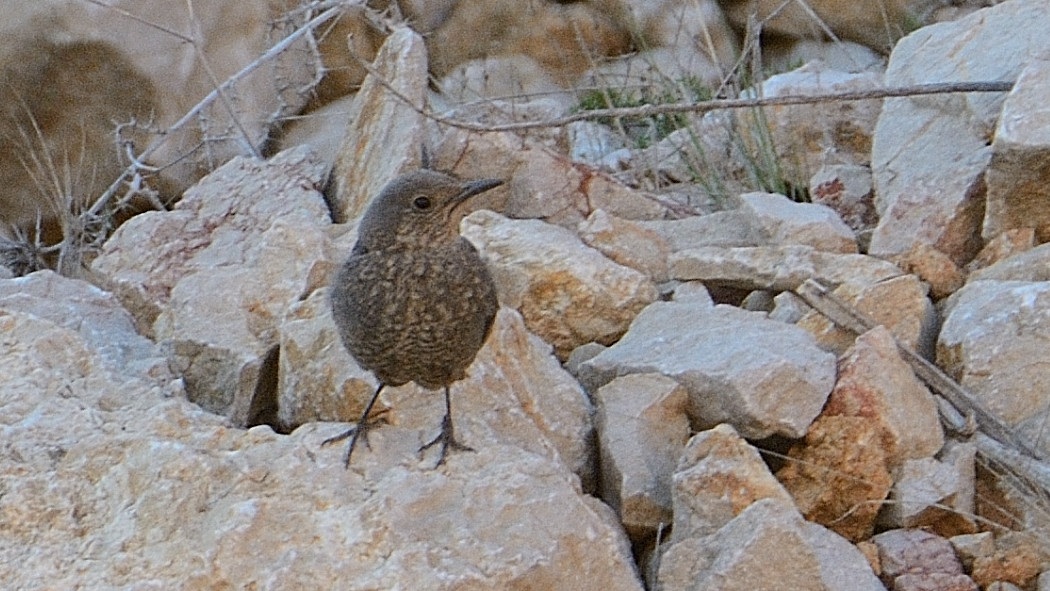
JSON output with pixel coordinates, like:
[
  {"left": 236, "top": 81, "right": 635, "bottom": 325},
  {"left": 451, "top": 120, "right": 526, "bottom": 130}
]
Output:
[{"left": 579, "top": 301, "right": 835, "bottom": 440}]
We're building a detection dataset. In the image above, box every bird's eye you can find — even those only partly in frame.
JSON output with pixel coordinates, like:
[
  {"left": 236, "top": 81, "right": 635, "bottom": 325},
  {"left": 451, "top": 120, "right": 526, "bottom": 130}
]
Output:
[{"left": 412, "top": 196, "right": 432, "bottom": 210}]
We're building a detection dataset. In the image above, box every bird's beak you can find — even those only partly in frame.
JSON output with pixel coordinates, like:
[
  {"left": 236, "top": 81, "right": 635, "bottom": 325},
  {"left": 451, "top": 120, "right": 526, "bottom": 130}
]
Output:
[{"left": 456, "top": 178, "right": 504, "bottom": 203}]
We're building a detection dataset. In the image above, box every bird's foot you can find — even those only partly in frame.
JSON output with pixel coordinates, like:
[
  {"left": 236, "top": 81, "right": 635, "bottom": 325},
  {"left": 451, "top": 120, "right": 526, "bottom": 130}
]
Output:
[
  {"left": 321, "top": 417, "right": 386, "bottom": 468},
  {"left": 419, "top": 414, "right": 474, "bottom": 467}
]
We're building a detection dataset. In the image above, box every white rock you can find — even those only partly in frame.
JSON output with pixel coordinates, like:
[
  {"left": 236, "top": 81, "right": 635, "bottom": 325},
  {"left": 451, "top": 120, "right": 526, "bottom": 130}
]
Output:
[
  {"left": 740, "top": 191, "right": 857, "bottom": 253},
  {"left": 579, "top": 302, "right": 835, "bottom": 439},
  {"left": 462, "top": 210, "right": 658, "bottom": 357}
]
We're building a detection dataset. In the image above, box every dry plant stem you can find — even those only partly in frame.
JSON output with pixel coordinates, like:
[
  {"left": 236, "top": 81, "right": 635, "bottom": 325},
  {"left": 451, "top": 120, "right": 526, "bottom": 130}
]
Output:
[
  {"left": 83, "top": 0, "right": 347, "bottom": 220},
  {"left": 794, "top": 278, "right": 1044, "bottom": 462}
]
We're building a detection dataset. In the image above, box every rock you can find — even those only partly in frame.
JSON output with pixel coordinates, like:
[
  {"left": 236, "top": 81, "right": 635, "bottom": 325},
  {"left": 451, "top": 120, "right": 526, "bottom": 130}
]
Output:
[
  {"left": 657, "top": 498, "right": 885, "bottom": 591},
  {"left": 608, "top": 0, "right": 738, "bottom": 74},
  {"left": 984, "top": 58, "right": 1050, "bottom": 241},
  {"left": 639, "top": 210, "right": 766, "bottom": 251},
  {"left": 670, "top": 425, "right": 795, "bottom": 540},
  {"left": 669, "top": 244, "right": 903, "bottom": 292},
  {"left": 872, "top": 528, "right": 978, "bottom": 591},
  {"left": 577, "top": 209, "right": 672, "bottom": 282},
  {"left": 276, "top": 287, "right": 377, "bottom": 430},
  {"left": 0, "top": 270, "right": 171, "bottom": 383},
  {"left": 276, "top": 94, "right": 356, "bottom": 170},
  {"left": 938, "top": 280, "right": 1050, "bottom": 455},
  {"left": 971, "top": 532, "right": 1048, "bottom": 589},
  {"left": 432, "top": 129, "right": 673, "bottom": 226},
  {"left": 721, "top": 0, "right": 942, "bottom": 52},
  {"left": 966, "top": 228, "right": 1036, "bottom": 273},
  {"left": 568, "top": 121, "right": 628, "bottom": 165},
  {"left": 737, "top": 65, "right": 884, "bottom": 189},
  {"left": 769, "top": 290, "right": 811, "bottom": 323},
  {"left": 892, "top": 243, "right": 967, "bottom": 300},
  {"left": 328, "top": 27, "right": 428, "bottom": 223},
  {"left": 950, "top": 532, "right": 995, "bottom": 571},
  {"left": 0, "top": 308, "right": 642, "bottom": 591},
  {"left": 461, "top": 210, "right": 658, "bottom": 358},
  {"left": 580, "top": 302, "right": 835, "bottom": 440},
  {"left": 762, "top": 38, "right": 885, "bottom": 74},
  {"left": 881, "top": 442, "right": 977, "bottom": 537},
  {"left": 797, "top": 275, "right": 936, "bottom": 357},
  {"left": 809, "top": 163, "right": 877, "bottom": 234},
  {"left": 776, "top": 415, "right": 893, "bottom": 542},
  {"left": 739, "top": 192, "right": 857, "bottom": 253},
  {"left": 822, "top": 325, "right": 944, "bottom": 468},
  {"left": 92, "top": 147, "right": 333, "bottom": 425},
  {"left": 437, "top": 54, "right": 569, "bottom": 107},
  {"left": 378, "top": 308, "right": 596, "bottom": 482},
  {"left": 594, "top": 373, "right": 690, "bottom": 540},
  {"left": 869, "top": 0, "right": 1050, "bottom": 264},
  {"left": 968, "top": 241, "right": 1050, "bottom": 283}
]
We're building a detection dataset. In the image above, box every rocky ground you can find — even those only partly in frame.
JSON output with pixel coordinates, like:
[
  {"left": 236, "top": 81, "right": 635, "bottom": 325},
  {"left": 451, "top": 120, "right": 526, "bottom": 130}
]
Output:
[{"left": 3, "top": 0, "right": 1050, "bottom": 589}]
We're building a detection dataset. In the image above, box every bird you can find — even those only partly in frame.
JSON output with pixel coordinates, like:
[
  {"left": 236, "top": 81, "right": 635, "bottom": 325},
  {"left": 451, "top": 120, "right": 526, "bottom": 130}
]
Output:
[{"left": 323, "top": 168, "right": 503, "bottom": 468}]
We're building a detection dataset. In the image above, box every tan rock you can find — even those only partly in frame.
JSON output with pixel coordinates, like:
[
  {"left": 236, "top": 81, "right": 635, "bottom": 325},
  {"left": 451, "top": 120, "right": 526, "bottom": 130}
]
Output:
[
  {"left": 658, "top": 498, "right": 885, "bottom": 591},
  {"left": 740, "top": 191, "right": 857, "bottom": 253},
  {"left": 737, "top": 65, "right": 884, "bottom": 188},
  {"left": 579, "top": 302, "right": 835, "bottom": 440},
  {"left": 431, "top": 128, "right": 673, "bottom": 226},
  {"left": 892, "top": 243, "right": 966, "bottom": 300},
  {"left": 938, "top": 280, "right": 1050, "bottom": 455},
  {"left": 950, "top": 532, "right": 995, "bottom": 571},
  {"left": 823, "top": 325, "right": 945, "bottom": 468},
  {"left": 797, "top": 275, "right": 936, "bottom": 357},
  {"left": 639, "top": 209, "right": 765, "bottom": 250},
  {"left": 872, "top": 529, "right": 979, "bottom": 591},
  {"left": 882, "top": 442, "right": 977, "bottom": 537},
  {"left": 671, "top": 425, "right": 795, "bottom": 540},
  {"left": 776, "top": 415, "right": 893, "bottom": 542},
  {"left": 721, "top": 0, "right": 942, "bottom": 52},
  {"left": 594, "top": 373, "right": 690, "bottom": 540},
  {"left": 762, "top": 38, "right": 885, "bottom": 74},
  {"left": 92, "top": 147, "right": 333, "bottom": 425},
  {"left": 328, "top": 27, "right": 428, "bottom": 223},
  {"left": 606, "top": 0, "right": 738, "bottom": 72},
  {"left": 461, "top": 210, "right": 658, "bottom": 358},
  {"left": 968, "top": 241, "right": 1050, "bottom": 283},
  {"left": 0, "top": 309, "right": 642, "bottom": 591},
  {"left": 971, "top": 532, "right": 1047, "bottom": 589},
  {"left": 870, "top": 0, "right": 1050, "bottom": 264},
  {"left": 809, "top": 164, "right": 877, "bottom": 234},
  {"left": 966, "top": 228, "right": 1036, "bottom": 273},
  {"left": 578, "top": 209, "right": 672, "bottom": 282},
  {"left": 984, "top": 58, "right": 1050, "bottom": 241},
  {"left": 669, "top": 244, "right": 903, "bottom": 292}
]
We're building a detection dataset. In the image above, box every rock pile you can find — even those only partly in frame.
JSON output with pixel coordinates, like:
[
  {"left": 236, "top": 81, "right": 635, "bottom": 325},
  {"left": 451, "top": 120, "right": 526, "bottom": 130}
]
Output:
[{"left": 3, "top": 0, "right": 1050, "bottom": 590}]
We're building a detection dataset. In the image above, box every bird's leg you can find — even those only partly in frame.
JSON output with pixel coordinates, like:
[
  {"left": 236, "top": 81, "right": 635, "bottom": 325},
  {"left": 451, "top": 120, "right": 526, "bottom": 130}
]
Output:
[
  {"left": 321, "top": 384, "right": 386, "bottom": 468},
  {"left": 419, "top": 385, "right": 474, "bottom": 466}
]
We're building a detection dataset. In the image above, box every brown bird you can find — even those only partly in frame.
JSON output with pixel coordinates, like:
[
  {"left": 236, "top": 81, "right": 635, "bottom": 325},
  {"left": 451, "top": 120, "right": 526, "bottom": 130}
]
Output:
[{"left": 324, "top": 169, "right": 502, "bottom": 467}]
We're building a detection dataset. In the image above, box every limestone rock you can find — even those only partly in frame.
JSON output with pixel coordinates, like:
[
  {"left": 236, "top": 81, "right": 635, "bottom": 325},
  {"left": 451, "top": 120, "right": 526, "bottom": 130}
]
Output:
[
  {"left": 869, "top": 0, "right": 1050, "bottom": 264},
  {"left": 882, "top": 442, "right": 977, "bottom": 537},
  {"left": 777, "top": 415, "right": 893, "bottom": 542},
  {"left": 823, "top": 325, "right": 944, "bottom": 468},
  {"left": 658, "top": 498, "right": 885, "bottom": 591},
  {"left": 892, "top": 243, "right": 966, "bottom": 300},
  {"left": 968, "top": 241, "right": 1050, "bottom": 283},
  {"left": 740, "top": 192, "right": 857, "bottom": 253},
  {"left": 639, "top": 210, "right": 766, "bottom": 251},
  {"left": 0, "top": 270, "right": 171, "bottom": 383},
  {"left": 372, "top": 308, "right": 596, "bottom": 483},
  {"left": 971, "top": 532, "right": 1048, "bottom": 589},
  {"left": 594, "top": 373, "right": 690, "bottom": 540},
  {"left": 670, "top": 424, "right": 795, "bottom": 541},
  {"left": 328, "top": 27, "right": 428, "bottom": 223},
  {"left": 762, "top": 38, "right": 885, "bottom": 74},
  {"left": 809, "top": 163, "right": 877, "bottom": 234},
  {"left": 0, "top": 309, "right": 642, "bottom": 591},
  {"left": 938, "top": 280, "right": 1050, "bottom": 455},
  {"left": 966, "top": 228, "right": 1036, "bottom": 273},
  {"left": 797, "top": 275, "right": 936, "bottom": 357},
  {"left": 669, "top": 245, "right": 903, "bottom": 292},
  {"left": 580, "top": 302, "right": 835, "bottom": 439},
  {"left": 872, "top": 529, "right": 978, "bottom": 591},
  {"left": 738, "top": 66, "right": 884, "bottom": 188},
  {"left": 92, "top": 147, "right": 333, "bottom": 425},
  {"left": 568, "top": 121, "right": 628, "bottom": 165},
  {"left": 432, "top": 128, "right": 672, "bottom": 226},
  {"left": 276, "top": 287, "right": 377, "bottom": 430},
  {"left": 578, "top": 209, "right": 672, "bottom": 282},
  {"left": 462, "top": 210, "right": 658, "bottom": 358},
  {"left": 984, "top": 58, "right": 1050, "bottom": 241},
  {"left": 609, "top": 0, "right": 738, "bottom": 73}
]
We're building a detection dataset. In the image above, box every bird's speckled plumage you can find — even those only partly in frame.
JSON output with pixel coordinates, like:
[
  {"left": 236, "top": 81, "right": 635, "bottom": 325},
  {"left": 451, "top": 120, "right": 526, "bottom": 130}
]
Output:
[{"left": 325, "top": 168, "right": 502, "bottom": 467}]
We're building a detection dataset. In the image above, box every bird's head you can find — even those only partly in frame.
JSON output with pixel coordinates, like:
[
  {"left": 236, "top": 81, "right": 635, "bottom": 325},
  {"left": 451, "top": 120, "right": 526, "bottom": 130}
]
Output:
[{"left": 353, "top": 169, "right": 503, "bottom": 253}]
